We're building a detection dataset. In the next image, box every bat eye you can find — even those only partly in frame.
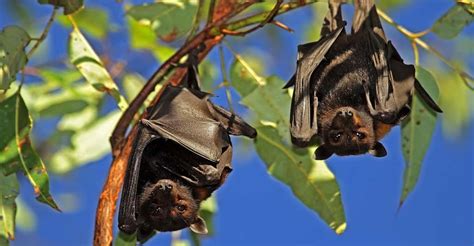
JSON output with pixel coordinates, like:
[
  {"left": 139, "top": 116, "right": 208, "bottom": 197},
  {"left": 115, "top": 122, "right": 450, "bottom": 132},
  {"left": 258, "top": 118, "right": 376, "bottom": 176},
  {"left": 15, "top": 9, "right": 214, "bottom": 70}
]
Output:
[
  {"left": 176, "top": 205, "right": 186, "bottom": 212},
  {"left": 332, "top": 133, "right": 342, "bottom": 142},
  {"left": 355, "top": 132, "right": 366, "bottom": 139}
]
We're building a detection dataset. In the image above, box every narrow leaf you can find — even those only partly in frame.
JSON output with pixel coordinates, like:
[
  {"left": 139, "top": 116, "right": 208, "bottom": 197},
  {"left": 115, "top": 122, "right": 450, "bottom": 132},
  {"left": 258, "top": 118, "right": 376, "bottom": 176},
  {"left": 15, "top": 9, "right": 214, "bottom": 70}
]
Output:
[
  {"left": 37, "top": 0, "right": 84, "bottom": 15},
  {"left": 50, "top": 110, "right": 121, "bottom": 174},
  {"left": 255, "top": 126, "right": 346, "bottom": 234},
  {"left": 0, "top": 173, "right": 19, "bottom": 241},
  {"left": 57, "top": 8, "right": 109, "bottom": 39},
  {"left": 0, "top": 26, "right": 30, "bottom": 90},
  {"left": 68, "top": 28, "right": 128, "bottom": 110},
  {"left": 400, "top": 67, "right": 440, "bottom": 206},
  {"left": 229, "top": 58, "right": 259, "bottom": 97},
  {"left": 432, "top": 3, "right": 473, "bottom": 39},
  {"left": 241, "top": 76, "right": 290, "bottom": 140}
]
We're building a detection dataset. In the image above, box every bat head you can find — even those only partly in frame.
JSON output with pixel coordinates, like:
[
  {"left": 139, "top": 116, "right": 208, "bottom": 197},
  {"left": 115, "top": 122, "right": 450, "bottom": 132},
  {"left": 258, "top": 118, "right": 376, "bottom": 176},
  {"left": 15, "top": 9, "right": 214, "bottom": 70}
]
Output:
[
  {"left": 317, "top": 106, "right": 387, "bottom": 160},
  {"left": 138, "top": 179, "right": 208, "bottom": 235}
]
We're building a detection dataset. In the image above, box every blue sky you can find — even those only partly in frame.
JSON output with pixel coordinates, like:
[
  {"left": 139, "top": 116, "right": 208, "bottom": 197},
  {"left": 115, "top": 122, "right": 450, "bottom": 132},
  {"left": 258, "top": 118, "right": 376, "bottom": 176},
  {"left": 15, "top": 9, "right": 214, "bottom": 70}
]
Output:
[{"left": 1, "top": 0, "right": 472, "bottom": 245}]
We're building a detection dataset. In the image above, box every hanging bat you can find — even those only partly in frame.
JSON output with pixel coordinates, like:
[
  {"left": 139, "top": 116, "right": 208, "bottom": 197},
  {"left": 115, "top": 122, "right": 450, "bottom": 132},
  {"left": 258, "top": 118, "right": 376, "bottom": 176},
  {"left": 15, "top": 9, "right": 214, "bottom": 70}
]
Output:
[
  {"left": 285, "top": 0, "right": 442, "bottom": 160},
  {"left": 118, "top": 54, "right": 257, "bottom": 241}
]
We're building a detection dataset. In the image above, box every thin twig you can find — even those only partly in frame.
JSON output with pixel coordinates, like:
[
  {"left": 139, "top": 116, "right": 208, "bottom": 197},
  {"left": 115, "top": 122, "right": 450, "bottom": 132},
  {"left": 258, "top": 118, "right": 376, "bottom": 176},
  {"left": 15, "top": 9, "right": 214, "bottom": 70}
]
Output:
[
  {"left": 219, "top": 45, "right": 234, "bottom": 112},
  {"left": 187, "top": 0, "right": 206, "bottom": 42},
  {"left": 220, "top": 0, "right": 283, "bottom": 36},
  {"left": 206, "top": 0, "right": 217, "bottom": 27},
  {"left": 378, "top": 9, "right": 474, "bottom": 90},
  {"left": 27, "top": 7, "right": 58, "bottom": 58},
  {"left": 272, "top": 20, "right": 294, "bottom": 33}
]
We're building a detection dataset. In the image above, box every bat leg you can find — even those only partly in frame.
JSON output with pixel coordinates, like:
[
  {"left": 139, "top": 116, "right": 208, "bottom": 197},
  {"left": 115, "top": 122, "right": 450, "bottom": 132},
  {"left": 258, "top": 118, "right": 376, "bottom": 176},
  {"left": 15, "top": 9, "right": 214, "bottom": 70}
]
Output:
[
  {"left": 321, "top": 0, "right": 346, "bottom": 37},
  {"left": 352, "top": 0, "right": 386, "bottom": 40}
]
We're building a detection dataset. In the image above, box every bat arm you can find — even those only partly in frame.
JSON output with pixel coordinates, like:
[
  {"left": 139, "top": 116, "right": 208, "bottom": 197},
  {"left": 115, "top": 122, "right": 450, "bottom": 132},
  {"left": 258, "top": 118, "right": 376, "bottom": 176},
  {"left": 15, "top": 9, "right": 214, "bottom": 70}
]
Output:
[{"left": 209, "top": 104, "right": 257, "bottom": 138}]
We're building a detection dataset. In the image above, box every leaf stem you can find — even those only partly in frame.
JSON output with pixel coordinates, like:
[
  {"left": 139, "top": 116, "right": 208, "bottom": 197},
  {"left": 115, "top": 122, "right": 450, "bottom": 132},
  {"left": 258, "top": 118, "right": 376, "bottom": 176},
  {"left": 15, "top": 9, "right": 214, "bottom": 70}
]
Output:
[{"left": 219, "top": 45, "right": 234, "bottom": 112}]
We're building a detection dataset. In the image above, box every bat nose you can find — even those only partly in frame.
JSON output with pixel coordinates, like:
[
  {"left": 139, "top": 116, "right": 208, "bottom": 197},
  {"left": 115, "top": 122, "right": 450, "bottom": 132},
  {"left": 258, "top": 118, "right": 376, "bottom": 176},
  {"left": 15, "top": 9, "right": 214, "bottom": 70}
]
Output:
[
  {"left": 159, "top": 183, "right": 172, "bottom": 192},
  {"left": 337, "top": 110, "right": 353, "bottom": 119}
]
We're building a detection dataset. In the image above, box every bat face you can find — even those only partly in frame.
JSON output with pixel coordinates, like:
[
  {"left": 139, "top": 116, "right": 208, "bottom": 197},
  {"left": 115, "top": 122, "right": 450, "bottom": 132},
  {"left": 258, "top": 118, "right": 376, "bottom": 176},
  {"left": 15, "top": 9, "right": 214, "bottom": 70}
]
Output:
[
  {"left": 138, "top": 179, "right": 207, "bottom": 234},
  {"left": 317, "top": 106, "right": 378, "bottom": 159}
]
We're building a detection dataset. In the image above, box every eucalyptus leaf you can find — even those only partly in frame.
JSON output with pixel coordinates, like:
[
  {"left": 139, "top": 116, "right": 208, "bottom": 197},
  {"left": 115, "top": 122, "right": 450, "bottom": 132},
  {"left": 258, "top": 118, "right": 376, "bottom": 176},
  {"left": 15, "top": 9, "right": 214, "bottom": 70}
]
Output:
[
  {"left": 68, "top": 28, "right": 128, "bottom": 110},
  {"left": 241, "top": 76, "right": 290, "bottom": 140},
  {"left": 0, "top": 26, "right": 30, "bottom": 90},
  {"left": 127, "top": 0, "right": 198, "bottom": 42},
  {"left": 50, "top": 110, "right": 121, "bottom": 174},
  {"left": 432, "top": 3, "right": 473, "bottom": 39},
  {"left": 235, "top": 71, "right": 346, "bottom": 233},
  {"left": 400, "top": 67, "right": 440, "bottom": 206},
  {"left": 0, "top": 173, "right": 19, "bottom": 242},
  {"left": 255, "top": 125, "right": 346, "bottom": 234},
  {"left": 58, "top": 8, "right": 109, "bottom": 39},
  {"left": 0, "top": 93, "right": 59, "bottom": 210}
]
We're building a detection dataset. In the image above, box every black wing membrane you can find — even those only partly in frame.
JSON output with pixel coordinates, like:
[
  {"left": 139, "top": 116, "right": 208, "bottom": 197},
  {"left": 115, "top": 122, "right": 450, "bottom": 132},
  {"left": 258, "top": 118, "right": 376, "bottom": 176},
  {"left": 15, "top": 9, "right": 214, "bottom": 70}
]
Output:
[
  {"left": 288, "top": 1, "right": 345, "bottom": 146},
  {"left": 355, "top": 1, "right": 441, "bottom": 124},
  {"left": 118, "top": 55, "right": 256, "bottom": 235}
]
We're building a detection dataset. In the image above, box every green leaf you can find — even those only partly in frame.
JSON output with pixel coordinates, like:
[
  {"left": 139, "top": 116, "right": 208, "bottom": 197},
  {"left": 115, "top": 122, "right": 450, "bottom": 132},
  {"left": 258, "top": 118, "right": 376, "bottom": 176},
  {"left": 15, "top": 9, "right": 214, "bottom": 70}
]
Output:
[
  {"left": 57, "top": 8, "right": 109, "bottom": 39},
  {"left": 400, "top": 67, "right": 440, "bottom": 206},
  {"left": 114, "top": 231, "right": 137, "bottom": 246},
  {"left": 241, "top": 76, "right": 290, "bottom": 140},
  {"left": 436, "top": 72, "right": 473, "bottom": 138},
  {"left": 123, "top": 73, "right": 145, "bottom": 101},
  {"left": 68, "top": 28, "right": 128, "bottom": 110},
  {"left": 37, "top": 0, "right": 84, "bottom": 15},
  {"left": 0, "top": 93, "right": 59, "bottom": 210},
  {"left": 229, "top": 56, "right": 264, "bottom": 98},
  {"left": 127, "top": 0, "right": 198, "bottom": 42},
  {"left": 255, "top": 126, "right": 346, "bottom": 234},
  {"left": 15, "top": 197, "right": 36, "bottom": 232},
  {"left": 50, "top": 110, "right": 121, "bottom": 174},
  {"left": 0, "top": 26, "right": 30, "bottom": 90},
  {"left": 127, "top": 18, "right": 176, "bottom": 62},
  {"left": 0, "top": 173, "right": 19, "bottom": 242},
  {"left": 432, "top": 3, "right": 474, "bottom": 39},
  {"left": 0, "top": 95, "right": 29, "bottom": 151},
  {"left": 199, "top": 60, "right": 218, "bottom": 92}
]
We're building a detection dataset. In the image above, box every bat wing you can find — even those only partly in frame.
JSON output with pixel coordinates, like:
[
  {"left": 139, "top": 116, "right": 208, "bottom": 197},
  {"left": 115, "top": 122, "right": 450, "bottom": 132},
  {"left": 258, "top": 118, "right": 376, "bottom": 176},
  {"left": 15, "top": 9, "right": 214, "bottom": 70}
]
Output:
[
  {"left": 288, "top": 0, "right": 345, "bottom": 146},
  {"left": 118, "top": 125, "right": 158, "bottom": 234},
  {"left": 355, "top": 1, "right": 441, "bottom": 123},
  {"left": 144, "top": 86, "right": 229, "bottom": 162},
  {"left": 289, "top": 26, "right": 344, "bottom": 146}
]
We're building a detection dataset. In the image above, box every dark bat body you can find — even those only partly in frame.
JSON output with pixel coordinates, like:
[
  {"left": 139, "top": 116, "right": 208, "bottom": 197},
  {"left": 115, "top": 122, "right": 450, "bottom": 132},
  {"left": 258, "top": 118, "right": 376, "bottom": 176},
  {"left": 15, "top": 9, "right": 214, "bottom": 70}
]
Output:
[
  {"left": 286, "top": 0, "right": 442, "bottom": 160},
  {"left": 118, "top": 57, "right": 256, "bottom": 241}
]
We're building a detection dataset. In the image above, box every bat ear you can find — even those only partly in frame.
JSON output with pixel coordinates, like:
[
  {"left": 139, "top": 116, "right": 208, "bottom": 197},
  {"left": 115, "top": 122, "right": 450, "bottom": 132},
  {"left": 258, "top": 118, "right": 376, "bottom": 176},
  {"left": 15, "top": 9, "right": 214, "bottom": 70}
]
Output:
[
  {"left": 369, "top": 142, "right": 387, "bottom": 157},
  {"left": 314, "top": 144, "right": 334, "bottom": 160},
  {"left": 190, "top": 216, "right": 208, "bottom": 235}
]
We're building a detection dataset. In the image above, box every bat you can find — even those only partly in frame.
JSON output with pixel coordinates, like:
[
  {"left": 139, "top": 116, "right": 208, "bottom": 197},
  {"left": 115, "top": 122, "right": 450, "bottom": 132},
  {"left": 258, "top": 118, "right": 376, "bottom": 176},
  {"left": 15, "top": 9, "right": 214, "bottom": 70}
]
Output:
[
  {"left": 285, "top": 0, "right": 442, "bottom": 160},
  {"left": 118, "top": 52, "right": 257, "bottom": 241}
]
